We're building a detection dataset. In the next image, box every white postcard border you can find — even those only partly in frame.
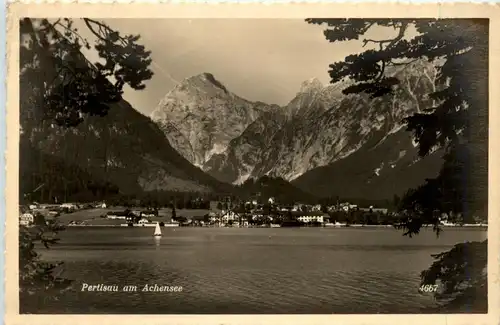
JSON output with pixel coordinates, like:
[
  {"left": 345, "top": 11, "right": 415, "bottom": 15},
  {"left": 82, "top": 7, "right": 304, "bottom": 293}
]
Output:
[{"left": 5, "top": 3, "right": 500, "bottom": 325}]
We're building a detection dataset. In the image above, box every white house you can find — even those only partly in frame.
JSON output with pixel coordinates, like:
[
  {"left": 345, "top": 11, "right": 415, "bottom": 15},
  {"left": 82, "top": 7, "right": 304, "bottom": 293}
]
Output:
[
  {"left": 19, "top": 213, "right": 34, "bottom": 226},
  {"left": 107, "top": 215, "right": 127, "bottom": 220},
  {"left": 141, "top": 211, "right": 156, "bottom": 218},
  {"left": 207, "top": 212, "right": 219, "bottom": 224},
  {"left": 138, "top": 218, "right": 150, "bottom": 225},
  {"left": 312, "top": 204, "right": 322, "bottom": 212},
  {"left": 296, "top": 213, "right": 325, "bottom": 224},
  {"left": 61, "top": 203, "right": 77, "bottom": 210},
  {"left": 221, "top": 211, "right": 240, "bottom": 223},
  {"left": 340, "top": 203, "right": 358, "bottom": 212}
]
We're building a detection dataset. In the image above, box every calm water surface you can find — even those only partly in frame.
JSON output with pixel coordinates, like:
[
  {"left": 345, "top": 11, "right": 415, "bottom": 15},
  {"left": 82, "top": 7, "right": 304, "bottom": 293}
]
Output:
[{"left": 29, "top": 227, "right": 487, "bottom": 314}]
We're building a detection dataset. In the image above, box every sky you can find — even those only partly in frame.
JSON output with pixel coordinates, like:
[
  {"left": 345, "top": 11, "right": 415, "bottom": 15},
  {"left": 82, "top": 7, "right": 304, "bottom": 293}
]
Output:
[{"left": 76, "top": 19, "right": 403, "bottom": 116}]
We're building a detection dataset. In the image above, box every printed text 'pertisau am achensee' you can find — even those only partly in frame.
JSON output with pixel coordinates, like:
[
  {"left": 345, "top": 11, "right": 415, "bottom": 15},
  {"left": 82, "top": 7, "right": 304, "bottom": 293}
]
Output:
[{"left": 81, "top": 283, "right": 183, "bottom": 292}]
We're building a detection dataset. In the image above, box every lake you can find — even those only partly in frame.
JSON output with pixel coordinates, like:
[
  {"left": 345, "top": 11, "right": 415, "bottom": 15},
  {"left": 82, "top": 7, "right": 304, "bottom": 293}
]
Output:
[{"left": 25, "top": 227, "right": 487, "bottom": 314}]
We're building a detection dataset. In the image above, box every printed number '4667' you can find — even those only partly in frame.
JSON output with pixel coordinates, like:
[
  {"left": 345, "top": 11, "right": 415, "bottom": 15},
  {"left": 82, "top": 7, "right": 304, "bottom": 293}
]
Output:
[{"left": 419, "top": 284, "right": 438, "bottom": 293}]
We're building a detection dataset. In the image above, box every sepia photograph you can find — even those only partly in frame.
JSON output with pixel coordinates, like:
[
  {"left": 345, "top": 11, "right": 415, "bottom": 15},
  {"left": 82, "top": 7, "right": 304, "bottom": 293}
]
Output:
[{"left": 8, "top": 5, "right": 494, "bottom": 319}]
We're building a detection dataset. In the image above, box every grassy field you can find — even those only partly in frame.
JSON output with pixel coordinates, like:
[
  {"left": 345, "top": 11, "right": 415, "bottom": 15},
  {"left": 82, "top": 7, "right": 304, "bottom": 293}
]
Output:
[{"left": 57, "top": 207, "right": 211, "bottom": 225}]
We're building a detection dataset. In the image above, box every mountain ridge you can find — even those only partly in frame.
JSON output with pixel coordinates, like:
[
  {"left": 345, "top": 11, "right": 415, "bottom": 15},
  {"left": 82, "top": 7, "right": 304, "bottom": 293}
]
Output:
[
  {"left": 203, "top": 61, "right": 438, "bottom": 185},
  {"left": 21, "top": 97, "right": 235, "bottom": 202},
  {"left": 152, "top": 61, "right": 444, "bottom": 200}
]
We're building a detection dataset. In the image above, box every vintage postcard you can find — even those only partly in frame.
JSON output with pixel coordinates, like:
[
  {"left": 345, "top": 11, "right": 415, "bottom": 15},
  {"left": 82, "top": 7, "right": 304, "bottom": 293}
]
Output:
[{"left": 4, "top": 2, "right": 500, "bottom": 325}]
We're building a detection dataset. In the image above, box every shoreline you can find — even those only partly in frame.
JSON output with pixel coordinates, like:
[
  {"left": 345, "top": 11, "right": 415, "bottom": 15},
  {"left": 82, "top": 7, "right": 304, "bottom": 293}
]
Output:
[{"left": 64, "top": 223, "right": 488, "bottom": 229}]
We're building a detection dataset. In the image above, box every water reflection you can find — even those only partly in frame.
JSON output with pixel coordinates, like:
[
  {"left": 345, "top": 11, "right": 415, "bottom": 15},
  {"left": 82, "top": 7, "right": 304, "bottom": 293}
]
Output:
[{"left": 154, "top": 236, "right": 161, "bottom": 248}]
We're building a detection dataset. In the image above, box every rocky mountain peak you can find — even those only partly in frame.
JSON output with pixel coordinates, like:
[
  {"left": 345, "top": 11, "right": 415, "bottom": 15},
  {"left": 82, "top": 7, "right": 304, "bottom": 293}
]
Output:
[
  {"left": 299, "top": 77, "right": 324, "bottom": 92},
  {"left": 284, "top": 77, "right": 336, "bottom": 118},
  {"left": 151, "top": 72, "right": 233, "bottom": 121},
  {"left": 184, "top": 72, "right": 229, "bottom": 93},
  {"left": 151, "top": 72, "right": 279, "bottom": 169}
]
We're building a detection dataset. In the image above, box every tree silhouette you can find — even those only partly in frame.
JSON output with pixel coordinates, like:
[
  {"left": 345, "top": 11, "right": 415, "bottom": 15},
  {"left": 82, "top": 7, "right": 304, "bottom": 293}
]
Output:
[
  {"left": 306, "top": 18, "right": 487, "bottom": 311},
  {"left": 19, "top": 217, "right": 72, "bottom": 312},
  {"left": 20, "top": 18, "right": 153, "bottom": 131},
  {"left": 19, "top": 18, "right": 154, "bottom": 312}
]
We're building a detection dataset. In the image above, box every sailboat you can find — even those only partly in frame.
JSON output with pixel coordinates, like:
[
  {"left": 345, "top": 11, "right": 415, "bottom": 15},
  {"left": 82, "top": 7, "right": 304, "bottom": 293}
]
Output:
[{"left": 153, "top": 222, "right": 162, "bottom": 237}]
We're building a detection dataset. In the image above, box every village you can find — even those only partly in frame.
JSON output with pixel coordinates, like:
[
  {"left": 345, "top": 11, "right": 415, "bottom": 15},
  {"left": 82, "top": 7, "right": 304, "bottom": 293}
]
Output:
[{"left": 18, "top": 196, "right": 487, "bottom": 229}]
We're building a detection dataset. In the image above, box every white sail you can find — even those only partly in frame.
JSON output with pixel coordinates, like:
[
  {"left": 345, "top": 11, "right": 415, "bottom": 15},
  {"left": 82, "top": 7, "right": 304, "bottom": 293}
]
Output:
[{"left": 153, "top": 222, "right": 162, "bottom": 236}]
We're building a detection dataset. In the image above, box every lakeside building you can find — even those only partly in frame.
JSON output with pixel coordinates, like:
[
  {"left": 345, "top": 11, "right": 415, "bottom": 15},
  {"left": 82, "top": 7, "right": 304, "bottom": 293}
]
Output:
[
  {"left": 311, "top": 204, "right": 322, "bottom": 212},
  {"left": 221, "top": 210, "right": 240, "bottom": 223},
  {"left": 208, "top": 212, "right": 219, "bottom": 223},
  {"left": 107, "top": 215, "right": 127, "bottom": 220},
  {"left": 138, "top": 218, "right": 150, "bottom": 225},
  {"left": 141, "top": 210, "right": 158, "bottom": 218},
  {"left": 92, "top": 202, "right": 107, "bottom": 209},
  {"left": 19, "top": 213, "right": 34, "bottom": 226},
  {"left": 338, "top": 203, "right": 358, "bottom": 212},
  {"left": 61, "top": 203, "right": 78, "bottom": 210},
  {"left": 293, "top": 212, "right": 326, "bottom": 223},
  {"left": 358, "top": 207, "right": 389, "bottom": 214},
  {"left": 28, "top": 203, "right": 39, "bottom": 210},
  {"left": 107, "top": 210, "right": 130, "bottom": 219}
]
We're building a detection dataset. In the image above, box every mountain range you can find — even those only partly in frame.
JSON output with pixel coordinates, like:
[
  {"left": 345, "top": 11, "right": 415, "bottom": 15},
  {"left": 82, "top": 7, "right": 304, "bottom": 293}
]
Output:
[
  {"left": 22, "top": 58, "right": 444, "bottom": 203},
  {"left": 151, "top": 61, "right": 443, "bottom": 200}
]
